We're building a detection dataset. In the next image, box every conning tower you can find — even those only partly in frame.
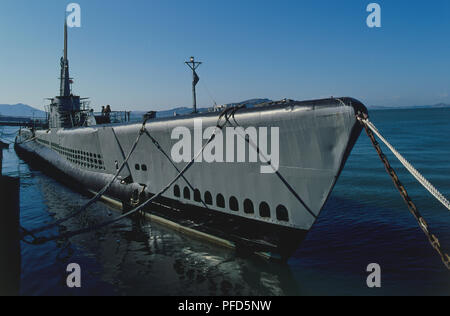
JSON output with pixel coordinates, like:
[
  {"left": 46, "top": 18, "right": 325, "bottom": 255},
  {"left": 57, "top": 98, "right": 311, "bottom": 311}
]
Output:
[{"left": 48, "top": 21, "right": 82, "bottom": 128}]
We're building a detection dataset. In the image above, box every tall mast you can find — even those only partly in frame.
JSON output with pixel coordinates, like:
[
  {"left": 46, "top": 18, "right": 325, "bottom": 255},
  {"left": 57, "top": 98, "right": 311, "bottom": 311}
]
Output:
[
  {"left": 60, "top": 21, "right": 71, "bottom": 97},
  {"left": 185, "top": 57, "right": 202, "bottom": 113},
  {"left": 64, "top": 20, "right": 68, "bottom": 61}
]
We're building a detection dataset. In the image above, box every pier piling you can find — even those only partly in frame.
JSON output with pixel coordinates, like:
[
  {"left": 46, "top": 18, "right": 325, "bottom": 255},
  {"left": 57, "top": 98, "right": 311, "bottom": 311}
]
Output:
[{"left": 0, "top": 144, "right": 21, "bottom": 296}]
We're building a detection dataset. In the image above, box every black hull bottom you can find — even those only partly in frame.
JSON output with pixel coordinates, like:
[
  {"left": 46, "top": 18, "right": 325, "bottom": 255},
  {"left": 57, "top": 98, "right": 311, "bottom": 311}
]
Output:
[{"left": 15, "top": 143, "right": 308, "bottom": 261}]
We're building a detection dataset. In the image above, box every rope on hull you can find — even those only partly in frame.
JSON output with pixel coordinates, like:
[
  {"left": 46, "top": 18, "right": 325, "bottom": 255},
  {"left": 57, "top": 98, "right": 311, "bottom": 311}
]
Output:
[{"left": 20, "top": 108, "right": 236, "bottom": 245}]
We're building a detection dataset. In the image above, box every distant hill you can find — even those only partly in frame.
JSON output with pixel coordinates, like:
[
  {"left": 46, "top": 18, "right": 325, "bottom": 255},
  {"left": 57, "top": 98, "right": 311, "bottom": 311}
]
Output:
[
  {"left": 369, "top": 103, "right": 450, "bottom": 110},
  {"left": 0, "top": 104, "right": 46, "bottom": 118},
  {"left": 5, "top": 99, "right": 446, "bottom": 120}
]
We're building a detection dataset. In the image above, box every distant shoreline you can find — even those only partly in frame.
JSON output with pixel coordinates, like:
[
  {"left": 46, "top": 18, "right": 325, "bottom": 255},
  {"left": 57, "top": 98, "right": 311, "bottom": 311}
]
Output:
[
  {"left": 369, "top": 106, "right": 450, "bottom": 111},
  {"left": 1, "top": 101, "right": 449, "bottom": 119}
]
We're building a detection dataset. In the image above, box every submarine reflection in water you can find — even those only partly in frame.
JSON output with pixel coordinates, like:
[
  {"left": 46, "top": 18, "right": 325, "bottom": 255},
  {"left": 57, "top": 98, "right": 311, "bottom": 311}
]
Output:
[{"left": 34, "top": 174, "right": 301, "bottom": 295}]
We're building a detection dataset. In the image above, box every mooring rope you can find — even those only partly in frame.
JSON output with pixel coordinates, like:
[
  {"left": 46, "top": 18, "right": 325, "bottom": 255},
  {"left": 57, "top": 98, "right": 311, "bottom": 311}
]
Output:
[
  {"left": 225, "top": 106, "right": 316, "bottom": 219},
  {"left": 359, "top": 117, "right": 450, "bottom": 212},
  {"left": 21, "top": 108, "right": 233, "bottom": 245},
  {"left": 358, "top": 114, "right": 450, "bottom": 270},
  {"left": 142, "top": 129, "right": 211, "bottom": 210},
  {"left": 21, "top": 118, "right": 150, "bottom": 236}
]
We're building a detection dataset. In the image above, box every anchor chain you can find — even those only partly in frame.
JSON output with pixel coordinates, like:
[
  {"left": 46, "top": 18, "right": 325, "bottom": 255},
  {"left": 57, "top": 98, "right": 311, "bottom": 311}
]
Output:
[{"left": 358, "top": 113, "right": 450, "bottom": 270}]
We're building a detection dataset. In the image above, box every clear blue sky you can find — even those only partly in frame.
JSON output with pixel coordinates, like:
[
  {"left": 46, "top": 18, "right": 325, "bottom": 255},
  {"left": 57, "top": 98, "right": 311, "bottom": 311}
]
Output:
[{"left": 0, "top": 0, "right": 449, "bottom": 111}]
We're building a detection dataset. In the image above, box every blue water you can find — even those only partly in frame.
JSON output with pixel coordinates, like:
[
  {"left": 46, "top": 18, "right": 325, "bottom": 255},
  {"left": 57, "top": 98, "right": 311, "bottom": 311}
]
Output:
[{"left": 1, "top": 107, "right": 449, "bottom": 296}]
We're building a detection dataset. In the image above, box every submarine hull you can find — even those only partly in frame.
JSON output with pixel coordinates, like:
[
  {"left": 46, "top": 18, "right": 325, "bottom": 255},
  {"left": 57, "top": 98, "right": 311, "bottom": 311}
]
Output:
[{"left": 15, "top": 97, "right": 366, "bottom": 259}]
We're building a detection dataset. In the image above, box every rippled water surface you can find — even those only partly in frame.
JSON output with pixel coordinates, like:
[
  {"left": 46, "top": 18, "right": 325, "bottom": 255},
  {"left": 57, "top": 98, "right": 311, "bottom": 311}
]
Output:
[{"left": 1, "top": 107, "right": 449, "bottom": 296}]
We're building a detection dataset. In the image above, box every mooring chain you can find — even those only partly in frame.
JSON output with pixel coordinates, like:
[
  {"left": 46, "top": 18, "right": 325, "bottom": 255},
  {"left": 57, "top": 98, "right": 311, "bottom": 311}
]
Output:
[{"left": 357, "top": 114, "right": 450, "bottom": 270}]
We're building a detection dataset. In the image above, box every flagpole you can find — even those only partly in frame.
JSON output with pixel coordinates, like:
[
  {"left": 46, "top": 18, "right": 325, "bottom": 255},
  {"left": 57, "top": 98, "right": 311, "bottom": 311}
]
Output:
[{"left": 185, "top": 57, "right": 202, "bottom": 113}]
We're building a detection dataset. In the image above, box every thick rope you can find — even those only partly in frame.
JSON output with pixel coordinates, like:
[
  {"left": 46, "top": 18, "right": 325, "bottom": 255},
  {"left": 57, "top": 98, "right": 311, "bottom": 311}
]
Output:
[
  {"left": 143, "top": 129, "right": 211, "bottom": 210},
  {"left": 358, "top": 115, "right": 449, "bottom": 269},
  {"left": 22, "top": 108, "right": 233, "bottom": 245},
  {"left": 359, "top": 117, "right": 450, "bottom": 212},
  {"left": 21, "top": 119, "right": 149, "bottom": 236},
  {"left": 225, "top": 106, "right": 316, "bottom": 219}
]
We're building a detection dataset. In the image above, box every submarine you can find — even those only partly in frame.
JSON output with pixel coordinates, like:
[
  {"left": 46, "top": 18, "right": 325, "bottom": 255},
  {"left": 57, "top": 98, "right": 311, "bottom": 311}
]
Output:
[{"left": 15, "top": 22, "right": 368, "bottom": 260}]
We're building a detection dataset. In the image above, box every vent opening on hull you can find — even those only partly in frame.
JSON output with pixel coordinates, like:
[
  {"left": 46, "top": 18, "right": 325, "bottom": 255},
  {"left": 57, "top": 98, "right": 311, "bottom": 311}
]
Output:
[
  {"left": 217, "top": 194, "right": 225, "bottom": 208},
  {"left": 276, "top": 205, "right": 289, "bottom": 222},
  {"left": 174, "top": 185, "right": 180, "bottom": 198},
  {"left": 204, "top": 192, "right": 213, "bottom": 205},
  {"left": 244, "top": 199, "right": 254, "bottom": 214},
  {"left": 229, "top": 197, "right": 239, "bottom": 212},
  {"left": 183, "top": 187, "right": 191, "bottom": 200},
  {"left": 259, "top": 202, "right": 271, "bottom": 218},
  {"left": 194, "top": 189, "right": 202, "bottom": 202}
]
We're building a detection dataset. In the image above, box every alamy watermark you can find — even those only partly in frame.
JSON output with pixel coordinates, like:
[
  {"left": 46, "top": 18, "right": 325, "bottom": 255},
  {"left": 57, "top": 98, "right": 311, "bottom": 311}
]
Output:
[
  {"left": 366, "top": 3, "right": 381, "bottom": 28},
  {"left": 170, "top": 119, "right": 280, "bottom": 174},
  {"left": 366, "top": 263, "right": 381, "bottom": 288},
  {"left": 66, "top": 3, "right": 81, "bottom": 28},
  {"left": 66, "top": 263, "right": 81, "bottom": 288}
]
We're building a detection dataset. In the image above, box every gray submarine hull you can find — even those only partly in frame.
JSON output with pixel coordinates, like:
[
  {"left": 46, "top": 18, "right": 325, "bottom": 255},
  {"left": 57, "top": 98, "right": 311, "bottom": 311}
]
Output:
[{"left": 15, "top": 97, "right": 367, "bottom": 259}]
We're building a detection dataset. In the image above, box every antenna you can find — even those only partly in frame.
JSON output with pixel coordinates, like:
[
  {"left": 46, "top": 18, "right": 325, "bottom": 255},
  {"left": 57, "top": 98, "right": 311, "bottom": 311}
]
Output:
[
  {"left": 60, "top": 20, "right": 71, "bottom": 97},
  {"left": 64, "top": 19, "right": 68, "bottom": 61},
  {"left": 185, "top": 57, "right": 202, "bottom": 113}
]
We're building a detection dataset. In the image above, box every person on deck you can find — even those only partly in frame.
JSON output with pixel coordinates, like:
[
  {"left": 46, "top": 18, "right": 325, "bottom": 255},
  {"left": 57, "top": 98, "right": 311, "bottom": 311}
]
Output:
[{"left": 105, "top": 105, "right": 112, "bottom": 123}]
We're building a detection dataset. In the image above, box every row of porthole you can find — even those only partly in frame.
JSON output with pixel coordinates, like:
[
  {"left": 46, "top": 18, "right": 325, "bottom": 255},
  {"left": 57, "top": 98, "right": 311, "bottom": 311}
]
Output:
[
  {"left": 51, "top": 143, "right": 105, "bottom": 170},
  {"left": 173, "top": 185, "right": 289, "bottom": 222},
  {"left": 52, "top": 144, "right": 102, "bottom": 160}
]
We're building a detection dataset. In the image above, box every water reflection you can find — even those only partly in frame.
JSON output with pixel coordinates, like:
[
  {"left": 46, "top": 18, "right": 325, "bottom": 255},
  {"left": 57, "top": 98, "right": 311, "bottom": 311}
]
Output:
[{"left": 35, "top": 173, "right": 301, "bottom": 296}]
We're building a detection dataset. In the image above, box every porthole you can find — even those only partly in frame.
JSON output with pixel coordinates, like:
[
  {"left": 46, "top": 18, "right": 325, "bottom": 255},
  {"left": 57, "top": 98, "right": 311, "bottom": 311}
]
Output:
[
  {"left": 183, "top": 187, "right": 191, "bottom": 200},
  {"left": 244, "top": 199, "right": 254, "bottom": 214},
  {"left": 174, "top": 185, "right": 180, "bottom": 198},
  {"left": 204, "top": 192, "right": 213, "bottom": 205},
  {"left": 141, "top": 164, "right": 147, "bottom": 171},
  {"left": 135, "top": 164, "right": 140, "bottom": 170},
  {"left": 194, "top": 189, "right": 202, "bottom": 202},
  {"left": 229, "top": 197, "right": 239, "bottom": 212},
  {"left": 276, "top": 205, "right": 289, "bottom": 222},
  {"left": 216, "top": 194, "right": 225, "bottom": 208},
  {"left": 259, "top": 202, "right": 271, "bottom": 218}
]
